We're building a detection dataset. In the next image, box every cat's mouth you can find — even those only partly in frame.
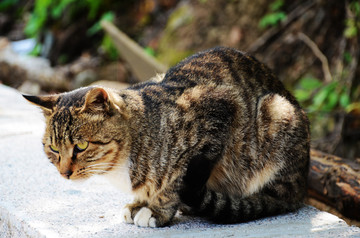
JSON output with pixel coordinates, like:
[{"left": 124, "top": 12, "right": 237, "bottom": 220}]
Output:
[
  {"left": 61, "top": 171, "right": 91, "bottom": 181},
  {"left": 59, "top": 167, "right": 89, "bottom": 180},
  {"left": 60, "top": 165, "right": 110, "bottom": 180}
]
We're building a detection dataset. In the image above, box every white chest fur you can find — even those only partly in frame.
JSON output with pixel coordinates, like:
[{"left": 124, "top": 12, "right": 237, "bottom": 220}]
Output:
[{"left": 103, "top": 160, "right": 133, "bottom": 194}]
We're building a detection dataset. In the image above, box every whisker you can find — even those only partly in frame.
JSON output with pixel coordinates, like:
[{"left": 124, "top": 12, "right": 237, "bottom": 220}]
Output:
[
  {"left": 85, "top": 164, "right": 114, "bottom": 168},
  {"left": 79, "top": 163, "right": 129, "bottom": 172},
  {"left": 85, "top": 163, "right": 117, "bottom": 168},
  {"left": 75, "top": 161, "right": 137, "bottom": 177},
  {"left": 85, "top": 163, "right": 129, "bottom": 170},
  {"left": 79, "top": 169, "right": 131, "bottom": 176},
  {"left": 81, "top": 167, "right": 129, "bottom": 173},
  {"left": 78, "top": 167, "right": 130, "bottom": 175}
]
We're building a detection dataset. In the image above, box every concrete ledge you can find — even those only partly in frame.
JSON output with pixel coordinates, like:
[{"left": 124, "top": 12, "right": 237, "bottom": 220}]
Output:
[{"left": 1, "top": 84, "right": 360, "bottom": 237}]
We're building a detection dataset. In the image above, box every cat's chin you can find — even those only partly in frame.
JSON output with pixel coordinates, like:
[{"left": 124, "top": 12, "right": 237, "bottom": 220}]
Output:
[{"left": 67, "top": 176, "right": 90, "bottom": 184}]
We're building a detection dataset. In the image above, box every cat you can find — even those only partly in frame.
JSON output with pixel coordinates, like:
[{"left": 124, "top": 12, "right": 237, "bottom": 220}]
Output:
[{"left": 23, "top": 46, "right": 310, "bottom": 227}]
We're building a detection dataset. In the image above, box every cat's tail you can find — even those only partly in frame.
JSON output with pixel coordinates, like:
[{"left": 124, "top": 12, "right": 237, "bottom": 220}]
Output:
[
  {"left": 199, "top": 190, "right": 302, "bottom": 223},
  {"left": 181, "top": 176, "right": 306, "bottom": 223}
]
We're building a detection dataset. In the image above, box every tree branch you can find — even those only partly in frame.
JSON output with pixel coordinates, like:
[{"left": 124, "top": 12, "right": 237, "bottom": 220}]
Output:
[{"left": 297, "top": 32, "right": 332, "bottom": 83}]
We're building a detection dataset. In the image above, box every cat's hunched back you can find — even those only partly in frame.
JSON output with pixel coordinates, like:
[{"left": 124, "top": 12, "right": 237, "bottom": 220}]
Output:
[{"left": 24, "top": 47, "right": 310, "bottom": 227}]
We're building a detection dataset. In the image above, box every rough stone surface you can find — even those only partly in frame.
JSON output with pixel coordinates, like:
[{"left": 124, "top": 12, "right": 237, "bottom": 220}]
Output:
[{"left": 1, "top": 84, "right": 360, "bottom": 238}]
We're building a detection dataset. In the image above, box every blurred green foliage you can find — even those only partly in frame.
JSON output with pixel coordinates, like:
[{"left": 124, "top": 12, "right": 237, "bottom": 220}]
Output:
[
  {"left": 259, "top": 0, "right": 286, "bottom": 29},
  {"left": 292, "top": 1, "right": 360, "bottom": 139},
  {"left": 344, "top": 1, "right": 360, "bottom": 38},
  {"left": 0, "top": 0, "right": 19, "bottom": 11},
  {"left": 0, "top": 0, "right": 174, "bottom": 64},
  {"left": 294, "top": 76, "right": 356, "bottom": 139},
  {"left": 20, "top": 0, "right": 120, "bottom": 61},
  {"left": 87, "top": 11, "right": 114, "bottom": 36},
  {"left": 295, "top": 76, "right": 351, "bottom": 113},
  {"left": 156, "top": 4, "right": 194, "bottom": 66},
  {"left": 29, "top": 42, "right": 42, "bottom": 56},
  {"left": 88, "top": 11, "right": 118, "bottom": 60},
  {"left": 24, "top": 0, "right": 103, "bottom": 37}
]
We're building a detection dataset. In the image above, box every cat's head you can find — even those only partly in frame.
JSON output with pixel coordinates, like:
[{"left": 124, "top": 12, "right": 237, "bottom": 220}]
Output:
[{"left": 23, "top": 86, "right": 130, "bottom": 180}]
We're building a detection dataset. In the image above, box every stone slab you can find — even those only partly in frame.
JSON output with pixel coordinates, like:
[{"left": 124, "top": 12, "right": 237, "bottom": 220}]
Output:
[{"left": 0, "top": 85, "right": 359, "bottom": 237}]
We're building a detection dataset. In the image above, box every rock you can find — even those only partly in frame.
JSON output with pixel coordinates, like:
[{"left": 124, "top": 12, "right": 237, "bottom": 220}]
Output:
[
  {"left": 90, "top": 80, "right": 130, "bottom": 90},
  {"left": 73, "top": 69, "right": 97, "bottom": 88},
  {"left": 17, "top": 81, "right": 41, "bottom": 95}
]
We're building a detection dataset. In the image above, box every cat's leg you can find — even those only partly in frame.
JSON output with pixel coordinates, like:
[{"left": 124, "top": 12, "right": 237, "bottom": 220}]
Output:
[
  {"left": 120, "top": 187, "right": 180, "bottom": 227},
  {"left": 178, "top": 149, "right": 222, "bottom": 216},
  {"left": 134, "top": 196, "right": 179, "bottom": 227},
  {"left": 120, "top": 144, "right": 226, "bottom": 227},
  {"left": 120, "top": 200, "right": 146, "bottom": 224}
]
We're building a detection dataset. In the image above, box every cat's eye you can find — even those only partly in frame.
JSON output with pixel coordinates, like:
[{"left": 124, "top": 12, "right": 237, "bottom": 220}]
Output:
[
  {"left": 75, "top": 141, "right": 89, "bottom": 152},
  {"left": 50, "top": 145, "right": 59, "bottom": 153}
]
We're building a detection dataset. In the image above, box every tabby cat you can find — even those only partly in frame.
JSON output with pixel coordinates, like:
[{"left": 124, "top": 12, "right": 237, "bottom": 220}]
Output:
[{"left": 24, "top": 47, "right": 310, "bottom": 227}]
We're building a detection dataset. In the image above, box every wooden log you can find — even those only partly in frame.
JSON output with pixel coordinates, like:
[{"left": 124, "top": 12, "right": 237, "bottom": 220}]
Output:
[
  {"left": 308, "top": 149, "right": 360, "bottom": 220},
  {"left": 0, "top": 38, "right": 111, "bottom": 93},
  {"left": 0, "top": 38, "right": 69, "bottom": 92},
  {"left": 101, "top": 21, "right": 167, "bottom": 82}
]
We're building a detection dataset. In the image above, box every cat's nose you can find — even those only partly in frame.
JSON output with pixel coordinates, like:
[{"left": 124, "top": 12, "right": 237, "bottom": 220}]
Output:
[{"left": 61, "top": 170, "right": 73, "bottom": 179}]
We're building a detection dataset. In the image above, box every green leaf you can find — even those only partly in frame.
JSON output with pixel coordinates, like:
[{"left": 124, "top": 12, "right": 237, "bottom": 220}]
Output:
[
  {"left": 299, "top": 77, "right": 322, "bottom": 90},
  {"left": 87, "top": 0, "right": 101, "bottom": 20},
  {"left": 100, "top": 11, "right": 115, "bottom": 23},
  {"left": 101, "top": 35, "right": 118, "bottom": 60},
  {"left": 33, "top": 0, "right": 52, "bottom": 16},
  {"left": 51, "top": 0, "right": 76, "bottom": 19},
  {"left": 312, "top": 89, "right": 328, "bottom": 108},
  {"left": 339, "top": 92, "right": 350, "bottom": 108},
  {"left": 28, "top": 43, "right": 42, "bottom": 56},
  {"left": 270, "top": 0, "right": 284, "bottom": 11},
  {"left": 259, "top": 12, "right": 286, "bottom": 29},
  {"left": 87, "top": 11, "right": 115, "bottom": 36},
  {"left": 312, "top": 82, "right": 337, "bottom": 108},
  {"left": 144, "top": 47, "right": 155, "bottom": 57},
  {"left": 350, "top": 1, "right": 360, "bottom": 15},
  {"left": 323, "top": 92, "right": 339, "bottom": 111},
  {"left": 343, "top": 51, "right": 352, "bottom": 64},
  {"left": 294, "top": 89, "right": 311, "bottom": 102},
  {"left": 24, "top": 14, "right": 45, "bottom": 37},
  {"left": 24, "top": 0, "right": 51, "bottom": 37},
  {"left": 345, "top": 19, "right": 358, "bottom": 38}
]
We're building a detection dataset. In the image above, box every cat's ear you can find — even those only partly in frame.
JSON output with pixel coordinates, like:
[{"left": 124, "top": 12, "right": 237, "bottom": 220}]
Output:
[
  {"left": 81, "top": 87, "right": 110, "bottom": 113},
  {"left": 23, "top": 94, "right": 58, "bottom": 116},
  {"left": 81, "top": 87, "right": 128, "bottom": 117}
]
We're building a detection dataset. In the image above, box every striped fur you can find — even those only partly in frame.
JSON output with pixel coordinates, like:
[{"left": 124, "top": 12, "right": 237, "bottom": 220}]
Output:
[{"left": 24, "top": 47, "right": 310, "bottom": 227}]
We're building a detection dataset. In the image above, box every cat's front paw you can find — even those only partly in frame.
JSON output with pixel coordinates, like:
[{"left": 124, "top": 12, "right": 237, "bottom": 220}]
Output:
[
  {"left": 120, "top": 201, "right": 174, "bottom": 227},
  {"left": 134, "top": 207, "right": 157, "bottom": 227},
  {"left": 120, "top": 206, "right": 134, "bottom": 224}
]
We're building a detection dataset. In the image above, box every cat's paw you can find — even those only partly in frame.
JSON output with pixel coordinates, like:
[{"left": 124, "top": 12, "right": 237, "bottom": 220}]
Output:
[
  {"left": 178, "top": 203, "right": 195, "bottom": 215},
  {"left": 134, "top": 207, "right": 157, "bottom": 227},
  {"left": 120, "top": 206, "right": 134, "bottom": 224}
]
